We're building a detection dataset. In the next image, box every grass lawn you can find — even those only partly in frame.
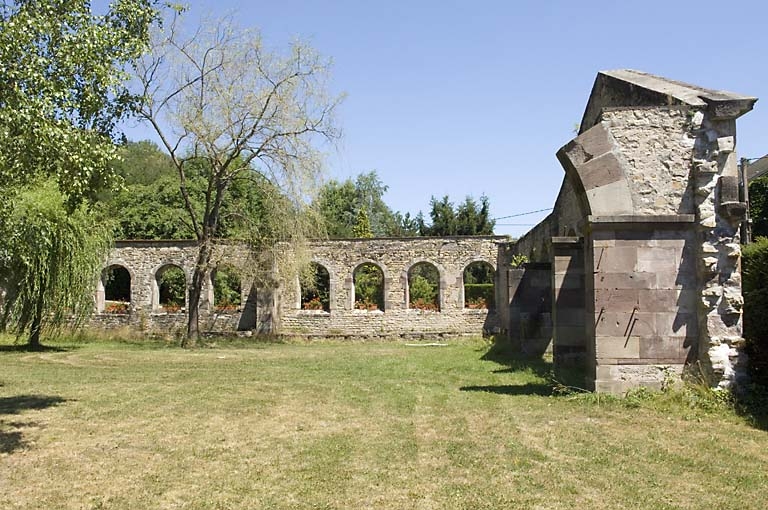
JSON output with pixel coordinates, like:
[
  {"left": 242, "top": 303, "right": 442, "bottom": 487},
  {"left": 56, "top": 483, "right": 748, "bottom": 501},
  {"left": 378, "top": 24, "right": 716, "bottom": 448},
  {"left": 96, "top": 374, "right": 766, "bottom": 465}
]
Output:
[{"left": 1, "top": 335, "right": 767, "bottom": 509}]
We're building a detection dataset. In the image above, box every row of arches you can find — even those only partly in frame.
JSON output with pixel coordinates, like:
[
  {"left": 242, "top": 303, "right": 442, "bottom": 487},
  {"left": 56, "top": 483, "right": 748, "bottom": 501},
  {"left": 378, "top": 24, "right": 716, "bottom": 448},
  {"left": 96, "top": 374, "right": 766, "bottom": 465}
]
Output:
[
  {"left": 300, "top": 260, "right": 495, "bottom": 313},
  {"left": 98, "top": 263, "right": 242, "bottom": 314},
  {"left": 97, "top": 259, "right": 495, "bottom": 315}
]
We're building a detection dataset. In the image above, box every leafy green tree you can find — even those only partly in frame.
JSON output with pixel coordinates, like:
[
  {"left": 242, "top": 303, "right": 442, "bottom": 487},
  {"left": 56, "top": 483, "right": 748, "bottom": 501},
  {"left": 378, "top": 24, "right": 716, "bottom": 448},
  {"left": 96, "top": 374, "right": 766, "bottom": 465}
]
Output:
[
  {"left": 0, "top": 182, "right": 111, "bottom": 348},
  {"left": 419, "top": 195, "right": 495, "bottom": 236},
  {"left": 352, "top": 209, "right": 374, "bottom": 238},
  {"left": 388, "top": 211, "right": 422, "bottom": 237},
  {"left": 0, "top": 0, "right": 158, "bottom": 204},
  {"left": 316, "top": 171, "right": 397, "bottom": 238},
  {"left": 133, "top": 13, "right": 341, "bottom": 345}
]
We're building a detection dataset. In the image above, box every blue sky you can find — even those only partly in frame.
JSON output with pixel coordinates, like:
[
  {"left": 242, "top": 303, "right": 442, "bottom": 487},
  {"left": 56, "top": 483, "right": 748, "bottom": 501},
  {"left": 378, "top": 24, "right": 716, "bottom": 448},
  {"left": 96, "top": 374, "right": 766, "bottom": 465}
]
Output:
[{"left": 117, "top": 0, "right": 768, "bottom": 237}]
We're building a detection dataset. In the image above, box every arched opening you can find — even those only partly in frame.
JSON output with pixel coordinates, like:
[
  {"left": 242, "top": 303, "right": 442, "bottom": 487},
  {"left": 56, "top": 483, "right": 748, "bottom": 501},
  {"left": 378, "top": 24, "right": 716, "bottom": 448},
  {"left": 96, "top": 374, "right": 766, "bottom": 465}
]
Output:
[
  {"left": 463, "top": 261, "right": 495, "bottom": 310},
  {"left": 408, "top": 262, "right": 440, "bottom": 311},
  {"left": 102, "top": 265, "right": 130, "bottom": 314},
  {"left": 301, "top": 262, "right": 330, "bottom": 312},
  {"left": 213, "top": 265, "right": 242, "bottom": 312},
  {"left": 354, "top": 262, "right": 384, "bottom": 311},
  {"left": 156, "top": 264, "right": 186, "bottom": 312}
]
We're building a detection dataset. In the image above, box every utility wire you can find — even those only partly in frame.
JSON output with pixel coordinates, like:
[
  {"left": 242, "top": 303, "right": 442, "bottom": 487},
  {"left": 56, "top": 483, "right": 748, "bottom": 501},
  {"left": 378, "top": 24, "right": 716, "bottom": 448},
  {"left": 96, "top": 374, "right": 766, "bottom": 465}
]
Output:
[{"left": 492, "top": 207, "right": 552, "bottom": 221}]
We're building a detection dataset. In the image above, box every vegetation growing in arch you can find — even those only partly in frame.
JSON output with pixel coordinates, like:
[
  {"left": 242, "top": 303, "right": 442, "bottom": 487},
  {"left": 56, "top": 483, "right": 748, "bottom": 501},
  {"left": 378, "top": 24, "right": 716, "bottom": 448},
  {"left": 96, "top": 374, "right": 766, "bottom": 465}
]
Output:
[
  {"left": 301, "top": 263, "right": 330, "bottom": 312},
  {"left": 408, "top": 262, "right": 440, "bottom": 311},
  {"left": 156, "top": 265, "right": 185, "bottom": 312},
  {"left": 463, "top": 261, "right": 495, "bottom": 309},
  {"left": 213, "top": 265, "right": 242, "bottom": 312},
  {"left": 354, "top": 263, "right": 384, "bottom": 311},
  {"left": 102, "top": 265, "right": 131, "bottom": 314}
]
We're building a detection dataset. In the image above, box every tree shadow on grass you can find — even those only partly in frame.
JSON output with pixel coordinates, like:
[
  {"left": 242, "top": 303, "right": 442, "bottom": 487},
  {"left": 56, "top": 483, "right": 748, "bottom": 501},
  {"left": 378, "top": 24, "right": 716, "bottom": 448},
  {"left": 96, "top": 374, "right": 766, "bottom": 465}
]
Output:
[
  {"left": 0, "top": 344, "right": 70, "bottom": 353},
  {"left": 0, "top": 395, "right": 69, "bottom": 454},
  {"left": 0, "top": 395, "right": 69, "bottom": 414},
  {"left": 460, "top": 383, "right": 553, "bottom": 396}
]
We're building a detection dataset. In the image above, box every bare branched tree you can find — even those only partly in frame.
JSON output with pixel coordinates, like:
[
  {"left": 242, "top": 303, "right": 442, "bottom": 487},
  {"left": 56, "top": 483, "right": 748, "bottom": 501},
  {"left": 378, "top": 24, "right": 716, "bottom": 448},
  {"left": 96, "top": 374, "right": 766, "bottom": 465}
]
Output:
[{"left": 133, "top": 11, "right": 342, "bottom": 345}]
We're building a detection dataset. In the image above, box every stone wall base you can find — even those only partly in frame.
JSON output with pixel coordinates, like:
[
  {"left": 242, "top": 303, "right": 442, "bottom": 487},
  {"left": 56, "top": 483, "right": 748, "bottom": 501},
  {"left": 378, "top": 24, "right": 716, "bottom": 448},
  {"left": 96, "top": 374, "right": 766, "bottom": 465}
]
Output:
[{"left": 593, "top": 363, "right": 685, "bottom": 393}]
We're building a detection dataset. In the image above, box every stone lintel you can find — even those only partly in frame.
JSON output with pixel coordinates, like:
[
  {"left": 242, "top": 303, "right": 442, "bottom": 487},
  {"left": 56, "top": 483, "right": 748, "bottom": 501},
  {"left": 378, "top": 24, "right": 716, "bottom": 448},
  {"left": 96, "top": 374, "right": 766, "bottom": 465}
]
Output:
[{"left": 587, "top": 214, "right": 695, "bottom": 227}]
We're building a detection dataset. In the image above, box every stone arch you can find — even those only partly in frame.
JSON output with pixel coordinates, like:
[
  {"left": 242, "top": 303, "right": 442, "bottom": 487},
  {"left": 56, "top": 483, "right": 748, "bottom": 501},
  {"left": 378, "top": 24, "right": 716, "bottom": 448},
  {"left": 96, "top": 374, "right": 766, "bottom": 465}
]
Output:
[
  {"left": 152, "top": 262, "right": 188, "bottom": 312},
  {"left": 556, "top": 123, "right": 633, "bottom": 217},
  {"left": 351, "top": 261, "right": 386, "bottom": 311},
  {"left": 404, "top": 259, "right": 443, "bottom": 312},
  {"left": 96, "top": 262, "right": 133, "bottom": 314},
  {"left": 461, "top": 259, "right": 496, "bottom": 310},
  {"left": 300, "top": 261, "right": 332, "bottom": 312}
]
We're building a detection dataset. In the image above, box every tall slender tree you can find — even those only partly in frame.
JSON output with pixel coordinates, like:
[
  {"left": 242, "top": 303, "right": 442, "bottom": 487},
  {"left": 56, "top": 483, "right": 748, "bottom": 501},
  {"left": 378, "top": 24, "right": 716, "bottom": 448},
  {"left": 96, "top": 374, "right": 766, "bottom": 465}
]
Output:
[{"left": 133, "top": 11, "right": 342, "bottom": 345}]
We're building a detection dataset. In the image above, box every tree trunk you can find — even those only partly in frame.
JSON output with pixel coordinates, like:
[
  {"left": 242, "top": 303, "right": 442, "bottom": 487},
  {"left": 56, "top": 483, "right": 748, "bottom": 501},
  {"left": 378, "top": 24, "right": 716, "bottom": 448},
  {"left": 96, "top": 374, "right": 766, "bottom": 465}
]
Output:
[
  {"left": 28, "top": 290, "right": 45, "bottom": 350},
  {"left": 28, "top": 314, "right": 42, "bottom": 350},
  {"left": 184, "top": 239, "right": 213, "bottom": 348}
]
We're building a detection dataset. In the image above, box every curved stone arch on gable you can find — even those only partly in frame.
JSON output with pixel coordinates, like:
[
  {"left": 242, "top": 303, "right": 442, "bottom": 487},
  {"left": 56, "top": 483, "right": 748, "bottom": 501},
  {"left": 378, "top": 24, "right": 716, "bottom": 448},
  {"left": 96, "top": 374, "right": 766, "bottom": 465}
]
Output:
[
  {"left": 459, "top": 257, "right": 497, "bottom": 310},
  {"left": 96, "top": 260, "right": 136, "bottom": 313},
  {"left": 403, "top": 258, "right": 446, "bottom": 312},
  {"left": 151, "top": 261, "right": 191, "bottom": 312},
  {"left": 296, "top": 259, "right": 336, "bottom": 312},
  {"left": 349, "top": 259, "right": 389, "bottom": 312},
  {"left": 556, "top": 123, "right": 634, "bottom": 218}
]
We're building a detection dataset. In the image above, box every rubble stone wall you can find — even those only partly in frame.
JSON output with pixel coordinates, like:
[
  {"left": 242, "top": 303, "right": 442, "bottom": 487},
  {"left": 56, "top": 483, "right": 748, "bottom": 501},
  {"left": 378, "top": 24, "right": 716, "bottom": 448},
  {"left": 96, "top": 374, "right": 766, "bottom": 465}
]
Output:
[{"left": 90, "top": 237, "right": 505, "bottom": 339}]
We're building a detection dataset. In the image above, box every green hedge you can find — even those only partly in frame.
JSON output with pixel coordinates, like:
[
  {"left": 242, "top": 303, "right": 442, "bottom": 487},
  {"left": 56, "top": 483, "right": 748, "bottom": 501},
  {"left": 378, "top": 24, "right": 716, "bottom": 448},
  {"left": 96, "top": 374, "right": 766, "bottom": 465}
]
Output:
[
  {"left": 742, "top": 238, "right": 768, "bottom": 386},
  {"left": 464, "top": 283, "right": 494, "bottom": 308}
]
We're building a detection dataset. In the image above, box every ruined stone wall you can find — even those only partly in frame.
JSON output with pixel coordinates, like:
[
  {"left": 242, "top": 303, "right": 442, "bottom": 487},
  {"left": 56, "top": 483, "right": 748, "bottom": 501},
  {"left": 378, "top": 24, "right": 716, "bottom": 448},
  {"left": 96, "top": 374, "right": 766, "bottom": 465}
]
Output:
[
  {"left": 90, "top": 237, "right": 505, "bottom": 339},
  {"left": 551, "top": 69, "right": 756, "bottom": 392},
  {"left": 280, "top": 237, "right": 503, "bottom": 338}
]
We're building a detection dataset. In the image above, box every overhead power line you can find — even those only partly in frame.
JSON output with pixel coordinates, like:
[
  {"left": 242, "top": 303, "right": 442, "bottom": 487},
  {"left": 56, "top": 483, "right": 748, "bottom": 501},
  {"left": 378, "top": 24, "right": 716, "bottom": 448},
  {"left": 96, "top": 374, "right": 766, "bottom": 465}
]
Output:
[{"left": 492, "top": 207, "right": 552, "bottom": 221}]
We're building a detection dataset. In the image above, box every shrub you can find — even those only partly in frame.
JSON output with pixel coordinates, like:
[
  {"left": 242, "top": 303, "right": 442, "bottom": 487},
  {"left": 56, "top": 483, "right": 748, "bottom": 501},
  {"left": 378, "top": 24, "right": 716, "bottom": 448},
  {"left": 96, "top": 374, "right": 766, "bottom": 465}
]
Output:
[
  {"left": 742, "top": 238, "right": 768, "bottom": 386},
  {"left": 464, "top": 283, "right": 494, "bottom": 309},
  {"left": 302, "top": 297, "right": 324, "bottom": 311},
  {"left": 104, "top": 301, "right": 129, "bottom": 314}
]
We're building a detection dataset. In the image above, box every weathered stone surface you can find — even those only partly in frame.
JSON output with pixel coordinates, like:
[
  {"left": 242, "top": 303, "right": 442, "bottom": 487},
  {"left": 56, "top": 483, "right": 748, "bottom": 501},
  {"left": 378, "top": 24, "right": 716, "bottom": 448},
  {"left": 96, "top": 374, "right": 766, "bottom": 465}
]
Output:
[
  {"left": 91, "top": 237, "right": 505, "bottom": 339},
  {"left": 521, "top": 70, "right": 755, "bottom": 393}
]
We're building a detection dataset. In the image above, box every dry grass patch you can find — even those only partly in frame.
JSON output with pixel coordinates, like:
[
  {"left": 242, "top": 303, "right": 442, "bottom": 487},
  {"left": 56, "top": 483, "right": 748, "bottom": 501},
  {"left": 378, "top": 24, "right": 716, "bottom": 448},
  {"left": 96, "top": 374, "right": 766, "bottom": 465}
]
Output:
[{"left": 1, "top": 335, "right": 767, "bottom": 509}]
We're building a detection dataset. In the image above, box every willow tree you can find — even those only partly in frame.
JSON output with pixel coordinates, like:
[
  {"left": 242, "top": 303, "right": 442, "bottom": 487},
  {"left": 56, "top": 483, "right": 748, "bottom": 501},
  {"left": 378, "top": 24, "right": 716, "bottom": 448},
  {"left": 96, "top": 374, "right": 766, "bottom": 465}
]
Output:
[
  {"left": 0, "top": 183, "right": 111, "bottom": 348},
  {"left": 133, "top": 12, "right": 341, "bottom": 345}
]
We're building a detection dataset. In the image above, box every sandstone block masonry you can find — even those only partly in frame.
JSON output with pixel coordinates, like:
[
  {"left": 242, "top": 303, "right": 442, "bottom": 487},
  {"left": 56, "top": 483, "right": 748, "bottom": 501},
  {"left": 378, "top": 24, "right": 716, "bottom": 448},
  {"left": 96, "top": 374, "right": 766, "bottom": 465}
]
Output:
[{"left": 511, "top": 70, "right": 756, "bottom": 392}]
